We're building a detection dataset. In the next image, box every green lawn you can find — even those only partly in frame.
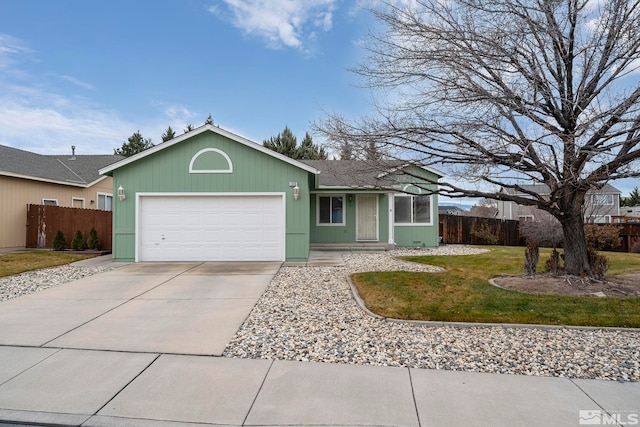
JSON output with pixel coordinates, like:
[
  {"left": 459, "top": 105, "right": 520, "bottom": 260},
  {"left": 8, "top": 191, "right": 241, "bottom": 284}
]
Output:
[
  {"left": 351, "top": 246, "right": 640, "bottom": 327},
  {"left": 0, "top": 251, "right": 94, "bottom": 278}
]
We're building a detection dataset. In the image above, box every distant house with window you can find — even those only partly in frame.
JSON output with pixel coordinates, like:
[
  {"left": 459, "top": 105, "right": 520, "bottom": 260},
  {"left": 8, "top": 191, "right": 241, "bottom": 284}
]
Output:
[
  {"left": 0, "top": 144, "right": 123, "bottom": 248},
  {"left": 495, "top": 184, "right": 621, "bottom": 223},
  {"left": 99, "top": 125, "right": 443, "bottom": 262}
]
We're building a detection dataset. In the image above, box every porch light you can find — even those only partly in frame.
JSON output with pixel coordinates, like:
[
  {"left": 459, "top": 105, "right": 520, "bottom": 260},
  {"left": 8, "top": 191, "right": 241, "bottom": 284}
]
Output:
[
  {"left": 293, "top": 183, "right": 300, "bottom": 201},
  {"left": 117, "top": 185, "right": 126, "bottom": 201}
]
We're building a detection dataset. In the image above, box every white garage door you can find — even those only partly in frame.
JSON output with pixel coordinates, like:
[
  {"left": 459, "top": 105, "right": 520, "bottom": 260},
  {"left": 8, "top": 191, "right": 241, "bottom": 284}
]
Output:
[{"left": 138, "top": 195, "right": 285, "bottom": 262}]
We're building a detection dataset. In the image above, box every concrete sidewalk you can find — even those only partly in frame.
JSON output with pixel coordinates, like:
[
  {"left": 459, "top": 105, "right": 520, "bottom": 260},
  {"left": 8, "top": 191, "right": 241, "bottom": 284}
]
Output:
[{"left": 0, "top": 258, "right": 637, "bottom": 426}]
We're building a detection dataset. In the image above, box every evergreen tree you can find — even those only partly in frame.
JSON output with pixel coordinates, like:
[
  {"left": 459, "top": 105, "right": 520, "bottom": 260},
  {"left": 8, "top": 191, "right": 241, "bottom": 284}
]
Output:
[
  {"left": 161, "top": 126, "right": 176, "bottom": 142},
  {"left": 295, "top": 132, "right": 328, "bottom": 160},
  {"left": 263, "top": 126, "right": 298, "bottom": 158},
  {"left": 184, "top": 124, "right": 194, "bottom": 133},
  {"left": 114, "top": 131, "right": 154, "bottom": 157},
  {"left": 338, "top": 141, "right": 354, "bottom": 160},
  {"left": 622, "top": 187, "right": 640, "bottom": 207},
  {"left": 205, "top": 113, "right": 214, "bottom": 125},
  {"left": 264, "top": 127, "right": 328, "bottom": 160}
]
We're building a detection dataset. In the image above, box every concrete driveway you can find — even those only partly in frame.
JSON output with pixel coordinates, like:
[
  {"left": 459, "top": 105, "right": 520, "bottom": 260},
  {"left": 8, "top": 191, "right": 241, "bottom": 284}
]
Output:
[{"left": 0, "top": 261, "right": 280, "bottom": 355}]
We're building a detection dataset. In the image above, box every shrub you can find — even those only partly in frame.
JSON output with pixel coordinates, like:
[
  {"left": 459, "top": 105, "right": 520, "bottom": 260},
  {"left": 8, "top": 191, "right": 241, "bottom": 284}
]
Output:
[
  {"left": 545, "top": 248, "right": 563, "bottom": 275},
  {"left": 470, "top": 222, "right": 500, "bottom": 245},
  {"left": 631, "top": 240, "right": 640, "bottom": 254},
  {"left": 584, "top": 224, "right": 621, "bottom": 251},
  {"left": 52, "top": 231, "right": 67, "bottom": 251},
  {"left": 518, "top": 216, "right": 563, "bottom": 248},
  {"left": 588, "top": 248, "right": 609, "bottom": 279},
  {"left": 86, "top": 227, "right": 101, "bottom": 250},
  {"left": 524, "top": 240, "right": 539, "bottom": 275},
  {"left": 71, "top": 230, "right": 86, "bottom": 251}
]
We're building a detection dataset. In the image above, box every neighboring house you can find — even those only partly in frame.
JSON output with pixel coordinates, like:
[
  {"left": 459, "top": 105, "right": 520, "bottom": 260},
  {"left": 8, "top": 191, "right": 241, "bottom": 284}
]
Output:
[
  {"left": 438, "top": 205, "right": 465, "bottom": 216},
  {"left": 0, "top": 145, "right": 123, "bottom": 248},
  {"left": 99, "top": 124, "right": 442, "bottom": 262},
  {"left": 496, "top": 184, "right": 621, "bottom": 223}
]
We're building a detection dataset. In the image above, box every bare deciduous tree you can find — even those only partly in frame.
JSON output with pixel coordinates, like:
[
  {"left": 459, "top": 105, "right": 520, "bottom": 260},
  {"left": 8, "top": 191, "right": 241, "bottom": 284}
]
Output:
[{"left": 317, "top": 0, "right": 640, "bottom": 276}]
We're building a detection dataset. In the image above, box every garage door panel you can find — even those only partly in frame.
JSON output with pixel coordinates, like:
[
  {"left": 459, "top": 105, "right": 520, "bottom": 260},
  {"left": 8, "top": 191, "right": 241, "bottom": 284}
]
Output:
[{"left": 139, "top": 195, "right": 285, "bottom": 262}]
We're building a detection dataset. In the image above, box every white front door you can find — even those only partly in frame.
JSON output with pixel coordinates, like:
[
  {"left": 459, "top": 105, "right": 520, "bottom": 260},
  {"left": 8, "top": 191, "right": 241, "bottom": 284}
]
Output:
[{"left": 356, "top": 195, "right": 378, "bottom": 241}]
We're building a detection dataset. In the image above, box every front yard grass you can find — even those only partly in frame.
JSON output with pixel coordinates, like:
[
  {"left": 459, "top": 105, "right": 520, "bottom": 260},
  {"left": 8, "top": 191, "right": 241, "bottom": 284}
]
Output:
[
  {"left": 0, "top": 251, "right": 93, "bottom": 278},
  {"left": 351, "top": 246, "right": 640, "bottom": 327}
]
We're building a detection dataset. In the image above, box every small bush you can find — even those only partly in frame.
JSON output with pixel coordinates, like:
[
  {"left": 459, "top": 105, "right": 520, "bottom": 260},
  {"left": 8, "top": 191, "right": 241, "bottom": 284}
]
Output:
[
  {"left": 587, "top": 248, "right": 609, "bottom": 279},
  {"left": 71, "top": 230, "right": 86, "bottom": 251},
  {"left": 631, "top": 241, "right": 640, "bottom": 254},
  {"left": 545, "top": 248, "right": 563, "bottom": 275},
  {"left": 470, "top": 222, "right": 500, "bottom": 245},
  {"left": 52, "top": 231, "right": 67, "bottom": 251},
  {"left": 584, "top": 224, "right": 621, "bottom": 251},
  {"left": 524, "top": 241, "right": 539, "bottom": 275},
  {"left": 518, "top": 216, "right": 563, "bottom": 248},
  {"left": 86, "top": 227, "right": 101, "bottom": 250}
]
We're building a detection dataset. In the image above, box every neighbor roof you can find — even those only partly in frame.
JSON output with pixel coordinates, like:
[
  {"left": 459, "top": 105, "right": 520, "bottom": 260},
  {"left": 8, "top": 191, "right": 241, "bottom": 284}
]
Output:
[
  {"left": 0, "top": 145, "right": 123, "bottom": 187},
  {"left": 99, "top": 124, "right": 320, "bottom": 176},
  {"left": 303, "top": 160, "right": 443, "bottom": 189}
]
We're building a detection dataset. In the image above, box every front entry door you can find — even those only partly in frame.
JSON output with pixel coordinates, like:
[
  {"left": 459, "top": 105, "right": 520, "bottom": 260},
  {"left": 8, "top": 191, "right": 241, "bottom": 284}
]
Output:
[{"left": 356, "top": 195, "right": 378, "bottom": 241}]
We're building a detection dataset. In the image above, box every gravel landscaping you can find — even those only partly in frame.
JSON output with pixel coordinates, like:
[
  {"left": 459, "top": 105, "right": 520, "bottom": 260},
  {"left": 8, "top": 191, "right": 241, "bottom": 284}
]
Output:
[
  {"left": 0, "top": 265, "right": 115, "bottom": 302},
  {"left": 224, "top": 246, "right": 640, "bottom": 382}
]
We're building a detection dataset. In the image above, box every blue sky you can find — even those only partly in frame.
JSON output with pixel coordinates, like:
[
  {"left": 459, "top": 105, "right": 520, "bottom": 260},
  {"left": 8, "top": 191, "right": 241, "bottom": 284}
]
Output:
[{"left": 0, "top": 1, "right": 374, "bottom": 156}]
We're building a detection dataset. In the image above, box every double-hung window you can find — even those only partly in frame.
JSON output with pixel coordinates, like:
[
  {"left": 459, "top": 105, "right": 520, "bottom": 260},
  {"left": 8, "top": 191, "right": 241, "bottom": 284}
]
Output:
[
  {"left": 318, "top": 195, "right": 344, "bottom": 225},
  {"left": 394, "top": 195, "right": 432, "bottom": 225},
  {"left": 97, "top": 193, "right": 113, "bottom": 211},
  {"left": 591, "top": 194, "right": 613, "bottom": 206}
]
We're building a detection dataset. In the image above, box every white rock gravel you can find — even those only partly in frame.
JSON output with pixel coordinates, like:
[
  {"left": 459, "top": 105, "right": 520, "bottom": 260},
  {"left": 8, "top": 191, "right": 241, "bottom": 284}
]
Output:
[
  {"left": 0, "top": 265, "right": 114, "bottom": 302},
  {"left": 224, "top": 245, "right": 640, "bottom": 382}
]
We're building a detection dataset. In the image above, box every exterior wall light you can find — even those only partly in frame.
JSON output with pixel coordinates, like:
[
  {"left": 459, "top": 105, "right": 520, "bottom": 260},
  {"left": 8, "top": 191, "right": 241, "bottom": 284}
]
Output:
[
  {"left": 117, "top": 185, "right": 126, "bottom": 201},
  {"left": 293, "top": 183, "right": 300, "bottom": 201}
]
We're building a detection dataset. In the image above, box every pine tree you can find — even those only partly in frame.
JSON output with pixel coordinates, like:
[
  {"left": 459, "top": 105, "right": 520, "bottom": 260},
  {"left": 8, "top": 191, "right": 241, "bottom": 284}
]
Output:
[
  {"left": 263, "top": 126, "right": 298, "bottom": 158},
  {"left": 205, "top": 113, "right": 214, "bottom": 125},
  {"left": 295, "top": 132, "right": 328, "bottom": 160},
  {"left": 161, "top": 126, "right": 176, "bottom": 142},
  {"left": 184, "top": 124, "right": 194, "bottom": 133},
  {"left": 114, "top": 131, "right": 154, "bottom": 157}
]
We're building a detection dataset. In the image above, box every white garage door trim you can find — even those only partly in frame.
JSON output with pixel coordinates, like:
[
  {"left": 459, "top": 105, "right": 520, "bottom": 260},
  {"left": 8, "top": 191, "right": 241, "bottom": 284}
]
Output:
[{"left": 135, "top": 192, "right": 286, "bottom": 262}]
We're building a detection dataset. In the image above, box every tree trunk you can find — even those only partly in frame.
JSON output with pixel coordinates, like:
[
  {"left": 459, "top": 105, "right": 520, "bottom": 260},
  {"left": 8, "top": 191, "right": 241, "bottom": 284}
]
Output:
[{"left": 560, "top": 214, "right": 591, "bottom": 276}]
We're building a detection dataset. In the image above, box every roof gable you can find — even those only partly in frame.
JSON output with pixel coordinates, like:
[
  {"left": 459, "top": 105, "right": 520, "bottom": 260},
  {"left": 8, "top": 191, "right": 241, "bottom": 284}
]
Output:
[
  {"left": 0, "top": 145, "right": 122, "bottom": 187},
  {"left": 100, "top": 124, "right": 319, "bottom": 176}
]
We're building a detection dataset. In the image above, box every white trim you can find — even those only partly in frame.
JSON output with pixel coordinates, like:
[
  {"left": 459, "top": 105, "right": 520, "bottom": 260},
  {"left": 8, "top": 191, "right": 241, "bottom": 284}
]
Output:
[
  {"left": 188, "top": 148, "right": 233, "bottom": 174},
  {"left": 134, "top": 192, "right": 287, "bottom": 262},
  {"left": 356, "top": 194, "right": 379, "bottom": 242},
  {"left": 377, "top": 163, "right": 444, "bottom": 179},
  {"left": 0, "top": 171, "right": 110, "bottom": 188},
  {"left": 72, "top": 197, "right": 85, "bottom": 208},
  {"left": 388, "top": 194, "right": 395, "bottom": 245},
  {"left": 100, "top": 124, "right": 320, "bottom": 176},
  {"left": 316, "top": 194, "right": 346, "bottom": 226},
  {"left": 393, "top": 193, "right": 434, "bottom": 226},
  {"left": 42, "top": 198, "right": 58, "bottom": 206}
]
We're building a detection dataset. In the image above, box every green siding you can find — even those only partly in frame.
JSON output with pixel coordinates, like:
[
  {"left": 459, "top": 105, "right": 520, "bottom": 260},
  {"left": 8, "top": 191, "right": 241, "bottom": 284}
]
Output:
[
  {"left": 110, "top": 131, "right": 310, "bottom": 261},
  {"left": 310, "top": 193, "right": 389, "bottom": 244},
  {"left": 393, "top": 193, "right": 440, "bottom": 247}
]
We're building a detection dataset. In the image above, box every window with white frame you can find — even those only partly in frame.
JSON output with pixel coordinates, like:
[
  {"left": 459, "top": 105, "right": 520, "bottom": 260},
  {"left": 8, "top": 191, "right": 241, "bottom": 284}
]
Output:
[
  {"left": 518, "top": 215, "right": 534, "bottom": 222},
  {"left": 394, "top": 195, "right": 432, "bottom": 225},
  {"left": 587, "top": 215, "right": 611, "bottom": 224},
  {"left": 97, "top": 193, "right": 113, "bottom": 211},
  {"left": 591, "top": 194, "right": 614, "bottom": 205},
  {"left": 318, "top": 195, "right": 344, "bottom": 225}
]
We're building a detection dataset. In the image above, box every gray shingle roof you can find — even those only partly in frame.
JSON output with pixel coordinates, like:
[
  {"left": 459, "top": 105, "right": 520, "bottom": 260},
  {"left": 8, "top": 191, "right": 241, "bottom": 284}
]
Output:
[
  {"left": 302, "top": 159, "right": 437, "bottom": 188},
  {"left": 0, "top": 145, "right": 123, "bottom": 186}
]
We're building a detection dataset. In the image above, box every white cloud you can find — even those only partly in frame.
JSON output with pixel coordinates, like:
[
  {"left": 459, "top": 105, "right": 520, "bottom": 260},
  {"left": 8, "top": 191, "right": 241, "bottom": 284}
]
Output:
[
  {"left": 210, "top": 0, "right": 337, "bottom": 50},
  {"left": 58, "top": 74, "right": 94, "bottom": 90}
]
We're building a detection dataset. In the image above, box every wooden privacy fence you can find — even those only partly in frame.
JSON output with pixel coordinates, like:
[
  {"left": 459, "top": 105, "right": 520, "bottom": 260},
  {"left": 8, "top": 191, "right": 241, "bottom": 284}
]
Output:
[
  {"left": 26, "top": 204, "right": 112, "bottom": 251},
  {"left": 439, "top": 214, "right": 524, "bottom": 246},
  {"left": 439, "top": 214, "right": 640, "bottom": 252}
]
